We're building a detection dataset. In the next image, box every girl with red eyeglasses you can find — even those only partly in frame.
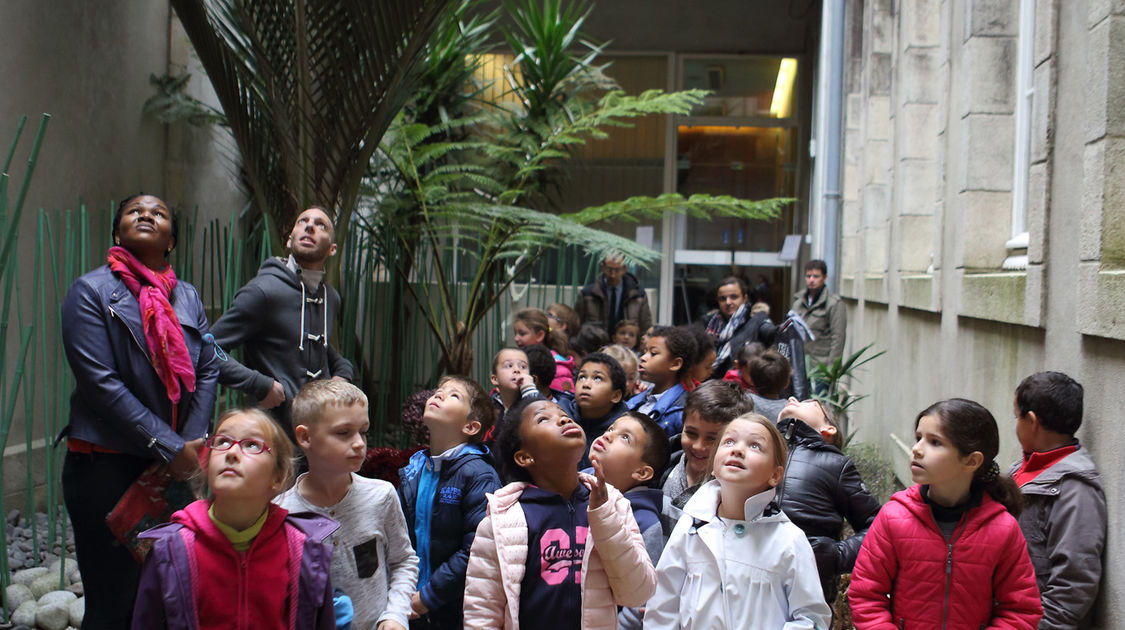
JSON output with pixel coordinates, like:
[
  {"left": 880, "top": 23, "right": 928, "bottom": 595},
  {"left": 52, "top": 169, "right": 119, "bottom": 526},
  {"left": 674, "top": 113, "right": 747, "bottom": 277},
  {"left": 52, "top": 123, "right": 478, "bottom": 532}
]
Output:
[{"left": 132, "top": 408, "right": 339, "bottom": 629}]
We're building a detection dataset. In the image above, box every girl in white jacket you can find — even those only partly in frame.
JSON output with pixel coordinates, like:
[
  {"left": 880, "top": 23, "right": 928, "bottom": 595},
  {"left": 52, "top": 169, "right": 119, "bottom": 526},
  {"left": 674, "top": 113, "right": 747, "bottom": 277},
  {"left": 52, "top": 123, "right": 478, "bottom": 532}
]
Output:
[{"left": 645, "top": 414, "right": 832, "bottom": 630}]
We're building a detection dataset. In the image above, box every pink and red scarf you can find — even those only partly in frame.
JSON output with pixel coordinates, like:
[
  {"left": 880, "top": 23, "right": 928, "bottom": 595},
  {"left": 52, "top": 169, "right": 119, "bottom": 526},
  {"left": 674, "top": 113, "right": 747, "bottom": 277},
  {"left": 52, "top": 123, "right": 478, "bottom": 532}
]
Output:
[{"left": 107, "top": 246, "right": 196, "bottom": 415}]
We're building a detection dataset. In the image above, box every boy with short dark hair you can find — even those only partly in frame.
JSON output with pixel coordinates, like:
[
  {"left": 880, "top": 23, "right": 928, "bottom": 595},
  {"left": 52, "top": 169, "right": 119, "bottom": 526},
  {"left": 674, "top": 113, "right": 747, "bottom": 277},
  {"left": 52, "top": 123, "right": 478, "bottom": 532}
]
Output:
[
  {"left": 1011, "top": 371, "right": 1106, "bottom": 629},
  {"left": 627, "top": 325, "right": 697, "bottom": 436},
  {"left": 747, "top": 350, "right": 792, "bottom": 423},
  {"left": 521, "top": 343, "right": 560, "bottom": 399},
  {"left": 276, "top": 379, "right": 418, "bottom": 630},
  {"left": 775, "top": 397, "right": 880, "bottom": 606},
  {"left": 685, "top": 324, "right": 716, "bottom": 386},
  {"left": 587, "top": 410, "right": 671, "bottom": 630},
  {"left": 397, "top": 376, "right": 502, "bottom": 629},
  {"left": 661, "top": 380, "right": 752, "bottom": 503},
  {"left": 558, "top": 352, "right": 628, "bottom": 469},
  {"left": 589, "top": 411, "right": 671, "bottom": 562}
]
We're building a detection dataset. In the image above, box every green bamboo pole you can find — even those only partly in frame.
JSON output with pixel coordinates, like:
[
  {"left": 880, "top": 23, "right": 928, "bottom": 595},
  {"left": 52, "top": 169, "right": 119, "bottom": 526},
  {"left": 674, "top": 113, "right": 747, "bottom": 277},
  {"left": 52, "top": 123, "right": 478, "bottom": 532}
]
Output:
[
  {"left": 0, "top": 115, "right": 49, "bottom": 281},
  {"left": 41, "top": 210, "right": 61, "bottom": 557},
  {"left": 0, "top": 328, "right": 36, "bottom": 592},
  {"left": 1, "top": 116, "right": 25, "bottom": 173},
  {"left": 0, "top": 240, "right": 17, "bottom": 415},
  {"left": 22, "top": 214, "right": 42, "bottom": 564}
]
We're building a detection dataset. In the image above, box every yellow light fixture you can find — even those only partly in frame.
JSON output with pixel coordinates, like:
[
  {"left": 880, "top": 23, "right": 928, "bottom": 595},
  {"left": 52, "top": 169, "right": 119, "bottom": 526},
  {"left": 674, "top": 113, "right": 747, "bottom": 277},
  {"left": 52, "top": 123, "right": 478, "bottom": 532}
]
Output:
[{"left": 770, "top": 58, "right": 798, "bottom": 118}]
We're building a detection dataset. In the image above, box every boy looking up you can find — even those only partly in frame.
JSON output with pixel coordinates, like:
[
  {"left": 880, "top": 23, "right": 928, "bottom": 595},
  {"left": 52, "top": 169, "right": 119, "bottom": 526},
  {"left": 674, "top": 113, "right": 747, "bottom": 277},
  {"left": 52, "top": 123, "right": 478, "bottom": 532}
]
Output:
[
  {"left": 627, "top": 326, "right": 698, "bottom": 436},
  {"left": 275, "top": 380, "right": 418, "bottom": 630},
  {"left": 662, "top": 380, "right": 752, "bottom": 503},
  {"left": 747, "top": 350, "right": 792, "bottom": 423},
  {"left": 559, "top": 352, "right": 628, "bottom": 469},
  {"left": 1010, "top": 371, "right": 1106, "bottom": 629},
  {"left": 589, "top": 411, "right": 671, "bottom": 565},
  {"left": 398, "top": 375, "right": 501, "bottom": 629},
  {"left": 775, "top": 397, "right": 880, "bottom": 606},
  {"left": 588, "top": 411, "right": 671, "bottom": 630}
]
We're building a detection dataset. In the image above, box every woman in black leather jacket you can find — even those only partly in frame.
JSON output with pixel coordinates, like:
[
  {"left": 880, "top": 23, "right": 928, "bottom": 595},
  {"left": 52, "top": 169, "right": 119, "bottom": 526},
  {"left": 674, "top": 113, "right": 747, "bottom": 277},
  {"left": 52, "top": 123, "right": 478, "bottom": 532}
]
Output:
[{"left": 60, "top": 194, "right": 218, "bottom": 629}]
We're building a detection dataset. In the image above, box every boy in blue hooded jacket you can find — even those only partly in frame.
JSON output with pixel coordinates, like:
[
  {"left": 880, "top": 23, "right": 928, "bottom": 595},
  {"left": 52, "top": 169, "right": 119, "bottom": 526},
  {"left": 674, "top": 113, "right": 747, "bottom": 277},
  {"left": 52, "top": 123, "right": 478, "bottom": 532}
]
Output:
[{"left": 398, "top": 375, "right": 500, "bottom": 629}]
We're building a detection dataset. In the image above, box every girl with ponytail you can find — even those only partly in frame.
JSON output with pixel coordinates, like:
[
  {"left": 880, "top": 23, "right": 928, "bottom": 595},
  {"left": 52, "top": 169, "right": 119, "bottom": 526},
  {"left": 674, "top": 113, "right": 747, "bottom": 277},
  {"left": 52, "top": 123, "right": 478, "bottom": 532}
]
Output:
[
  {"left": 849, "top": 398, "right": 1043, "bottom": 629},
  {"left": 513, "top": 308, "right": 576, "bottom": 392}
]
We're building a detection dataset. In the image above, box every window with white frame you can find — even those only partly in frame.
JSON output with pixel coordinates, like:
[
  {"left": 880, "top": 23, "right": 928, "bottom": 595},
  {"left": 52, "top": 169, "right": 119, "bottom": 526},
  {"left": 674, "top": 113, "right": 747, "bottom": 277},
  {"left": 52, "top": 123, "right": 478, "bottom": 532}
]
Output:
[{"left": 1004, "top": 0, "right": 1035, "bottom": 271}]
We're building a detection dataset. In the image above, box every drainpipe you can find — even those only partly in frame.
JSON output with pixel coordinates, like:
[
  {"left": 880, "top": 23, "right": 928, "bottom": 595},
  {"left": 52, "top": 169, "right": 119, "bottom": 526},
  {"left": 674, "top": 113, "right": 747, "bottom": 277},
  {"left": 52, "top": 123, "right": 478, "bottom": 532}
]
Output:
[{"left": 810, "top": 0, "right": 846, "bottom": 289}]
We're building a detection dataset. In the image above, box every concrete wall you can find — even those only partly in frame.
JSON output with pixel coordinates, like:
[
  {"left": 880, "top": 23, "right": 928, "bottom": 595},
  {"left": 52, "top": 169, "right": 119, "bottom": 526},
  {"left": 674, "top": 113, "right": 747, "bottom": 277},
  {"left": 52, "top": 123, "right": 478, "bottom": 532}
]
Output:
[
  {"left": 0, "top": 3, "right": 245, "bottom": 509},
  {"left": 0, "top": 2, "right": 173, "bottom": 508},
  {"left": 840, "top": 0, "right": 1125, "bottom": 624}
]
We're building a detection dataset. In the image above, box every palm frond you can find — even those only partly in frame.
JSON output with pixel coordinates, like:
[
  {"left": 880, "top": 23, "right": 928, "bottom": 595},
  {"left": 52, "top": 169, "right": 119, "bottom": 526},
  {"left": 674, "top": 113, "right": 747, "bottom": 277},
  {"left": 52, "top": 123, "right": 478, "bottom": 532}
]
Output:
[
  {"left": 563, "top": 193, "right": 792, "bottom": 226},
  {"left": 170, "top": 0, "right": 456, "bottom": 248}
]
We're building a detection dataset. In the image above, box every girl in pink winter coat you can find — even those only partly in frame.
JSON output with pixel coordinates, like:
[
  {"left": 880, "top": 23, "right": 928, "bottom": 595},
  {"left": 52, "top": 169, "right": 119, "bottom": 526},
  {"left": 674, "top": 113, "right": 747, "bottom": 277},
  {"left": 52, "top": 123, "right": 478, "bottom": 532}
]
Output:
[
  {"left": 849, "top": 399, "right": 1042, "bottom": 629},
  {"left": 463, "top": 396, "right": 656, "bottom": 630}
]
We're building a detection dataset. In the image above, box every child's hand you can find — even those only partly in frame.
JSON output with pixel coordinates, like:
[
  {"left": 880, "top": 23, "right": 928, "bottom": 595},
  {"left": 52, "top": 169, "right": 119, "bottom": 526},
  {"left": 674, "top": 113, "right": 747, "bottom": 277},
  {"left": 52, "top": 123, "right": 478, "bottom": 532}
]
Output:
[
  {"left": 169, "top": 438, "right": 205, "bottom": 480},
  {"left": 409, "top": 591, "right": 428, "bottom": 620},
  {"left": 377, "top": 622, "right": 406, "bottom": 630},
  {"left": 584, "top": 459, "right": 609, "bottom": 509}
]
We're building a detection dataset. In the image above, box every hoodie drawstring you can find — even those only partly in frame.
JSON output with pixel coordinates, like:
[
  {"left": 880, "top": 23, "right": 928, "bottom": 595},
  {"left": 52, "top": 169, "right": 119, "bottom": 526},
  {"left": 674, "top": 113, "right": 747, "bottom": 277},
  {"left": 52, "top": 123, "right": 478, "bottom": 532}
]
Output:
[
  {"left": 299, "top": 282, "right": 306, "bottom": 351},
  {"left": 298, "top": 281, "right": 329, "bottom": 379}
]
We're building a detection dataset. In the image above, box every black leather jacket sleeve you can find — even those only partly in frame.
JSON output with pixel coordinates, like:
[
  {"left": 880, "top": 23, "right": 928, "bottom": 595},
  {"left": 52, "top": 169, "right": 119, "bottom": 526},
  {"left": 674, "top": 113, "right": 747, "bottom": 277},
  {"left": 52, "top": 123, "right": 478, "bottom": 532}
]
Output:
[{"left": 832, "top": 457, "right": 882, "bottom": 574}]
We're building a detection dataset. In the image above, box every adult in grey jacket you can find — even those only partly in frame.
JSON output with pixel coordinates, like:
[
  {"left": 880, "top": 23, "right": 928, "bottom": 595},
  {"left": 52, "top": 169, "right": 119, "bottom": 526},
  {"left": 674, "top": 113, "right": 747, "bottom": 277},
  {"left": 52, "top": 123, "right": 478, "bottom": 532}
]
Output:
[
  {"left": 61, "top": 194, "right": 218, "bottom": 629},
  {"left": 211, "top": 207, "right": 354, "bottom": 435},
  {"left": 790, "top": 259, "right": 846, "bottom": 366}
]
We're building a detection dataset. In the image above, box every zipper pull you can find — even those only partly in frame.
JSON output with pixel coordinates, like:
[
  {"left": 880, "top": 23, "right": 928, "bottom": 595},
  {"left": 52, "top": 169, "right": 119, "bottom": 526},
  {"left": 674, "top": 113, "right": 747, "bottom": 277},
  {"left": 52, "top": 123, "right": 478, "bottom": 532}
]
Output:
[{"left": 946, "top": 543, "right": 953, "bottom": 576}]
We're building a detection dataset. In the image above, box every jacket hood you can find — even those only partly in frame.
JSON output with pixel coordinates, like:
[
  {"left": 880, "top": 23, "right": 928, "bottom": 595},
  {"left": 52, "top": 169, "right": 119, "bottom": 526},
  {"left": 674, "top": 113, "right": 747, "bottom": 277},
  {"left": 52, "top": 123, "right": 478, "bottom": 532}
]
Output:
[
  {"left": 684, "top": 480, "right": 788, "bottom": 524},
  {"left": 891, "top": 484, "right": 1008, "bottom": 539},
  {"left": 487, "top": 472, "right": 600, "bottom": 513},
  {"left": 257, "top": 256, "right": 301, "bottom": 289},
  {"left": 778, "top": 416, "right": 843, "bottom": 453},
  {"left": 401, "top": 441, "right": 493, "bottom": 481},
  {"left": 173, "top": 499, "right": 291, "bottom": 547},
  {"left": 520, "top": 482, "right": 590, "bottom": 506}
]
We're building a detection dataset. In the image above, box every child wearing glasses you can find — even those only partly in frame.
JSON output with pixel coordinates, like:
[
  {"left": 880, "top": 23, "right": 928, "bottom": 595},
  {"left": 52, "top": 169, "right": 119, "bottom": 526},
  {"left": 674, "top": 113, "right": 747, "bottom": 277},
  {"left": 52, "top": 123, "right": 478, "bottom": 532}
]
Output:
[
  {"left": 276, "top": 380, "right": 419, "bottom": 630},
  {"left": 774, "top": 397, "right": 882, "bottom": 608},
  {"left": 132, "top": 407, "right": 339, "bottom": 629}
]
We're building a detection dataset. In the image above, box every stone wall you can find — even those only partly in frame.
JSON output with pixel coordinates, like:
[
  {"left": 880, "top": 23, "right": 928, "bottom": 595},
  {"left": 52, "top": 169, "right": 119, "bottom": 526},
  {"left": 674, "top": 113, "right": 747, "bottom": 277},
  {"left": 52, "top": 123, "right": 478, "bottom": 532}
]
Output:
[{"left": 840, "top": 0, "right": 1125, "bottom": 624}]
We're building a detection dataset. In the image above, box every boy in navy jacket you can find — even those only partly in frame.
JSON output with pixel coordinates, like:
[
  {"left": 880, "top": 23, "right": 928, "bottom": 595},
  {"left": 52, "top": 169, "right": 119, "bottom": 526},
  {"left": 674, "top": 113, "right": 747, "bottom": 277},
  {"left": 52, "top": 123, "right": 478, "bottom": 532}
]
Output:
[
  {"left": 398, "top": 376, "right": 501, "bottom": 628},
  {"left": 626, "top": 326, "right": 697, "bottom": 436}
]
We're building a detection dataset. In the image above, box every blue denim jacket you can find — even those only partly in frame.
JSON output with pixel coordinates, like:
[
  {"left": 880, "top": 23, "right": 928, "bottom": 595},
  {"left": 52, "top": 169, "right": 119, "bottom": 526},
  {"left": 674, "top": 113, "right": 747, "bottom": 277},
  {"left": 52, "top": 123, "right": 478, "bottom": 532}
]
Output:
[{"left": 60, "top": 265, "right": 219, "bottom": 461}]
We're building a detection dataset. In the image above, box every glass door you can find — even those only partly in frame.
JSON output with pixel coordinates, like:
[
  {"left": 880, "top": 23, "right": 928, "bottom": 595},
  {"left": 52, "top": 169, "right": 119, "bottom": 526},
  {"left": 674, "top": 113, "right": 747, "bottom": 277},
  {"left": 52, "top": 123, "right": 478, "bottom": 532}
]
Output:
[{"left": 671, "top": 55, "right": 803, "bottom": 324}]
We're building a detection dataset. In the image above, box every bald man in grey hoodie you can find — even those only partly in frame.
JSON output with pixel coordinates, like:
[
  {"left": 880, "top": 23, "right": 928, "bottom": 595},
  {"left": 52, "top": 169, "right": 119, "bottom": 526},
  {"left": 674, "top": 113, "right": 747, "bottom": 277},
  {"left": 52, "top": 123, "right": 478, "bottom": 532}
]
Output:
[{"left": 211, "top": 207, "right": 354, "bottom": 437}]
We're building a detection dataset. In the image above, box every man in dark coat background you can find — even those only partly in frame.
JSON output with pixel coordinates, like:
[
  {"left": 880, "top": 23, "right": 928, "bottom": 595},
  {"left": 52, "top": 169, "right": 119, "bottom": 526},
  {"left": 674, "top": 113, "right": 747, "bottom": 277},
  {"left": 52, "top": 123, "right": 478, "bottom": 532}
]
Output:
[{"left": 575, "top": 256, "right": 653, "bottom": 337}]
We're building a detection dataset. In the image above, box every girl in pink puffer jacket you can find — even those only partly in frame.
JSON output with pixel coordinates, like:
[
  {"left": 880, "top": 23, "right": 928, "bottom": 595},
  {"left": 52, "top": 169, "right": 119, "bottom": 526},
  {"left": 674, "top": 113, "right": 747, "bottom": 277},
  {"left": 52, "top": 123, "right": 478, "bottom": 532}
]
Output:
[
  {"left": 464, "top": 397, "right": 656, "bottom": 630},
  {"left": 849, "top": 399, "right": 1042, "bottom": 629}
]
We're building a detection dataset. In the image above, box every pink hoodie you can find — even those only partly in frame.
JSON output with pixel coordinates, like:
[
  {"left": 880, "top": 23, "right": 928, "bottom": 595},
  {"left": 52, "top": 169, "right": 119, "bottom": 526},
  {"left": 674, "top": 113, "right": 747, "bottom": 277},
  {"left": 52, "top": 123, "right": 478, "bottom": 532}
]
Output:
[{"left": 463, "top": 474, "right": 656, "bottom": 630}]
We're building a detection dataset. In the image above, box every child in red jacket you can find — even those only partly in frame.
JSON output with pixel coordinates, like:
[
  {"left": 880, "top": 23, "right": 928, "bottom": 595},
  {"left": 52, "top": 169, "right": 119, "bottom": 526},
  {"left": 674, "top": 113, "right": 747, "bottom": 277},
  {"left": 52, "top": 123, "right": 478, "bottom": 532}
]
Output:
[
  {"left": 133, "top": 408, "right": 338, "bottom": 630},
  {"left": 849, "top": 398, "right": 1042, "bottom": 629}
]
